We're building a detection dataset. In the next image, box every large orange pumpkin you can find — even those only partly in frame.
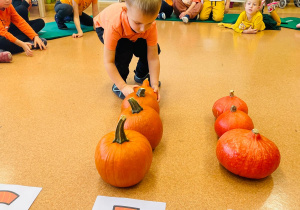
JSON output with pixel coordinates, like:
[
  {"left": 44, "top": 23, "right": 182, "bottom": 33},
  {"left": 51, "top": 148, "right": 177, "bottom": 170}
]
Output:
[
  {"left": 120, "top": 98, "right": 163, "bottom": 149},
  {"left": 214, "top": 105, "right": 254, "bottom": 137},
  {"left": 122, "top": 88, "right": 160, "bottom": 113},
  {"left": 216, "top": 129, "right": 281, "bottom": 179},
  {"left": 95, "top": 115, "right": 153, "bottom": 187},
  {"left": 212, "top": 90, "right": 248, "bottom": 118}
]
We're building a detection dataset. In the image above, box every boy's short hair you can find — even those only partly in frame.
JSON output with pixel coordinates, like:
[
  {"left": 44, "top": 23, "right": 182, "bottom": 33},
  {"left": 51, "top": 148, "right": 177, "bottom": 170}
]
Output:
[
  {"left": 126, "top": 0, "right": 162, "bottom": 16},
  {"left": 244, "top": 0, "right": 262, "bottom": 6}
]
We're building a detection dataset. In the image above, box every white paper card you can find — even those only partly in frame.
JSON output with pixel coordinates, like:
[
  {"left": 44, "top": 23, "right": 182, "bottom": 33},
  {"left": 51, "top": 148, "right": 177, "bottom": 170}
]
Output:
[
  {"left": 0, "top": 184, "right": 42, "bottom": 210},
  {"left": 92, "top": 196, "right": 166, "bottom": 210}
]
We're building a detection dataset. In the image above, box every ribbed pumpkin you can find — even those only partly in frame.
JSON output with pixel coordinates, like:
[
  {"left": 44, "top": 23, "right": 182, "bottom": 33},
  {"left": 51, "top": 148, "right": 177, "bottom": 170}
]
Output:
[
  {"left": 120, "top": 98, "right": 163, "bottom": 149},
  {"left": 212, "top": 90, "right": 248, "bottom": 118},
  {"left": 122, "top": 88, "right": 160, "bottom": 113},
  {"left": 95, "top": 115, "right": 153, "bottom": 187},
  {"left": 214, "top": 105, "right": 254, "bottom": 137},
  {"left": 134, "top": 79, "right": 158, "bottom": 100},
  {"left": 216, "top": 129, "right": 281, "bottom": 179}
]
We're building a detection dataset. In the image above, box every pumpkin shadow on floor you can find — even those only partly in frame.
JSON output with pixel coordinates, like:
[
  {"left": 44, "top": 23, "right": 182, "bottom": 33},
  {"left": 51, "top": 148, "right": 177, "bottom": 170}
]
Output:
[{"left": 217, "top": 164, "right": 274, "bottom": 209}]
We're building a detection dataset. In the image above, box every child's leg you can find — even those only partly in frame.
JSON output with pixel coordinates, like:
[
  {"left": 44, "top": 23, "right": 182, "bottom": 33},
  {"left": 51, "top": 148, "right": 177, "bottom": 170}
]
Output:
[
  {"left": 54, "top": 1, "right": 73, "bottom": 29},
  {"left": 173, "top": 0, "right": 188, "bottom": 17},
  {"left": 212, "top": 1, "right": 225, "bottom": 22},
  {"left": 115, "top": 39, "right": 134, "bottom": 81},
  {"left": 270, "top": 10, "right": 281, "bottom": 26},
  {"left": 160, "top": 1, "right": 173, "bottom": 18},
  {"left": 186, "top": 2, "right": 203, "bottom": 19},
  {"left": 0, "top": 35, "right": 29, "bottom": 54},
  {"left": 79, "top": 12, "right": 93, "bottom": 26},
  {"left": 133, "top": 38, "right": 161, "bottom": 83},
  {"left": 199, "top": 0, "right": 212, "bottom": 21},
  {"left": 28, "top": 19, "right": 45, "bottom": 34}
]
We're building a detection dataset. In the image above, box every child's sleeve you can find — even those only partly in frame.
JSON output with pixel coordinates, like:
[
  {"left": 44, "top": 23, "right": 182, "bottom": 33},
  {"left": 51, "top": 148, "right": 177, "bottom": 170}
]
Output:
[
  {"left": 252, "top": 14, "right": 266, "bottom": 31},
  {"left": 231, "top": 12, "right": 247, "bottom": 33},
  {"left": 0, "top": 24, "right": 17, "bottom": 43},
  {"left": 10, "top": 6, "right": 37, "bottom": 40}
]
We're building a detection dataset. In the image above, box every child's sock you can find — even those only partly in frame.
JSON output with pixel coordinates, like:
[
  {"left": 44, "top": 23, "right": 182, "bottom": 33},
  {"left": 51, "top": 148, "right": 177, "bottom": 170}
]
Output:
[
  {"left": 112, "top": 84, "right": 125, "bottom": 99},
  {"left": 270, "top": 10, "right": 281, "bottom": 26},
  {"left": 157, "top": 12, "right": 166, "bottom": 20},
  {"left": 0, "top": 50, "right": 12, "bottom": 63},
  {"left": 182, "top": 14, "right": 190, "bottom": 23}
]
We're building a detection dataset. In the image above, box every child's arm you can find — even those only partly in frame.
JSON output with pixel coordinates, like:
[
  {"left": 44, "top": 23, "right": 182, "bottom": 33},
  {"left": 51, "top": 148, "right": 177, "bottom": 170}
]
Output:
[
  {"left": 91, "top": 1, "right": 99, "bottom": 29},
  {"left": 103, "top": 47, "right": 139, "bottom": 97},
  {"left": 147, "top": 45, "right": 160, "bottom": 102},
  {"left": 179, "top": 2, "right": 196, "bottom": 19},
  {"left": 14, "top": 39, "right": 33, "bottom": 56},
  {"left": 72, "top": 0, "right": 83, "bottom": 38},
  {"left": 225, "top": 0, "right": 231, "bottom": 14}
]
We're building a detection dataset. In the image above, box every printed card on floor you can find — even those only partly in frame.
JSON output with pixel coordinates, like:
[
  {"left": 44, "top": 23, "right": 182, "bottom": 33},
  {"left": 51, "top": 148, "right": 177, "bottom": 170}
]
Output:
[
  {"left": 92, "top": 196, "right": 166, "bottom": 210},
  {"left": 0, "top": 184, "right": 42, "bottom": 210}
]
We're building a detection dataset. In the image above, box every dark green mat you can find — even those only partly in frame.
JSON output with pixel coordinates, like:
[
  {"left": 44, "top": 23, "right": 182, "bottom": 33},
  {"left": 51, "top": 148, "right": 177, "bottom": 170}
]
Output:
[
  {"left": 280, "top": 17, "right": 300, "bottom": 30},
  {"left": 156, "top": 13, "right": 239, "bottom": 23},
  {"left": 38, "top": 22, "right": 94, "bottom": 40}
]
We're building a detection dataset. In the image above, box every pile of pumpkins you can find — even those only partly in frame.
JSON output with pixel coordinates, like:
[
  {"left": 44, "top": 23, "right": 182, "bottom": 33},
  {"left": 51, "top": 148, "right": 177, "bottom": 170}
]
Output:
[
  {"left": 212, "top": 90, "right": 281, "bottom": 179},
  {"left": 94, "top": 80, "right": 163, "bottom": 187}
]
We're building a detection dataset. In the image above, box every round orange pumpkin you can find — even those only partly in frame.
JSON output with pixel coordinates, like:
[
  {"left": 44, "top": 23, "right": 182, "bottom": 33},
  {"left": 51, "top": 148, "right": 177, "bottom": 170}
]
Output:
[
  {"left": 134, "top": 79, "right": 158, "bottom": 100},
  {"left": 214, "top": 105, "right": 254, "bottom": 137},
  {"left": 216, "top": 129, "right": 281, "bottom": 179},
  {"left": 122, "top": 88, "right": 160, "bottom": 113},
  {"left": 212, "top": 90, "right": 248, "bottom": 118},
  {"left": 95, "top": 115, "right": 153, "bottom": 187},
  {"left": 120, "top": 97, "right": 163, "bottom": 149}
]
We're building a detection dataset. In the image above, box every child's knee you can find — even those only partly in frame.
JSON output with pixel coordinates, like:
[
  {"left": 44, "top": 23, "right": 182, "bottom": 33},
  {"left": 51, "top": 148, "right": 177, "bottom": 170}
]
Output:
[
  {"left": 199, "top": 12, "right": 209, "bottom": 20},
  {"left": 213, "top": 13, "right": 224, "bottom": 22}
]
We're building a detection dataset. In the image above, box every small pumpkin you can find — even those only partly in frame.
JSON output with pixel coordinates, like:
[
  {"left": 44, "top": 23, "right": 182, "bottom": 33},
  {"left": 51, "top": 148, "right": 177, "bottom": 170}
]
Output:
[
  {"left": 212, "top": 90, "right": 248, "bottom": 118},
  {"left": 134, "top": 79, "right": 158, "bottom": 100},
  {"left": 122, "top": 88, "right": 160, "bottom": 113},
  {"left": 216, "top": 129, "right": 281, "bottom": 179},
  {"left": 214, "top": 105, "right": 254, "bottom": 137},
  {"left": 95, "top": 115, "right": 153, "bottom": 187},
  {"left": 120, "top": 97, "right": 163, "bottom": 149}
]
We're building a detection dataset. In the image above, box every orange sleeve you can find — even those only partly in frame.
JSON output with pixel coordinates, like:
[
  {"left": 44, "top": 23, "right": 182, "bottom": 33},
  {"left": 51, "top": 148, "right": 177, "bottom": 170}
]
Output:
[
  {"left": 103, "top": 24, "right": 122, "bottom": 51},
  {"left": 145, "top": 22, "right": 158, "bottom": 47},
  {"left": 10, "top": 6, "right": 38, "bottom": 41}
]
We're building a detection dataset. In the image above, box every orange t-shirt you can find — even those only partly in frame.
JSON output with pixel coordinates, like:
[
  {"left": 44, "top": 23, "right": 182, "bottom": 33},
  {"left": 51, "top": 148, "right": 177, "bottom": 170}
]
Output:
[
  {"left": 0, "top": 5, "right": 37, "bottom": 43},
  {"left": 93, "top": 3, "right": 158, "bottom": 51},
  {"left": 60, "top": 0, "right": 97, "bottom": 15},
  {"left": 165, "top": 0, "right": 173, "bottom": 6}
]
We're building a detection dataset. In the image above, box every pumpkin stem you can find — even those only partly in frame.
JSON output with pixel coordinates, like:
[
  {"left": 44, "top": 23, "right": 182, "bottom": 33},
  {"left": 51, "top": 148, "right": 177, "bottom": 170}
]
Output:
[
  {"left": 113, "top": 115, "right": 129, "bottom": 144},
  {"left": 252, "top": 129, "right": 259, "bottom": 134},
  {"left": 136, "top": 88, "right": 146, "bottom": 97},
  {"left": 128, "top": 97, "right": 143, "bottom": 114},
  {"left": 229, "top": 90, "right": 235, "bottom": 97},
  {"left": 251, "top": 129, "right": 262, "bottom": 140},
  {"left": 230, "top": 105, "right": 237, "bottom": 112}
]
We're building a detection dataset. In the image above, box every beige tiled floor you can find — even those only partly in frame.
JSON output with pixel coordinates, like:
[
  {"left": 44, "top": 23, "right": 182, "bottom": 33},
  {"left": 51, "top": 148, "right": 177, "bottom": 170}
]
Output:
[{"left": 1, "top": 2, "right": 300, "bottom": 209}]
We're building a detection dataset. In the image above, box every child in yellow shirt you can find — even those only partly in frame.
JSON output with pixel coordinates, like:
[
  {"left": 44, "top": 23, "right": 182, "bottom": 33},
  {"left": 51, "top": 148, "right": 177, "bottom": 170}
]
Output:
[{"left": 218, "top": 0, "right": 265, "bottom": 33}]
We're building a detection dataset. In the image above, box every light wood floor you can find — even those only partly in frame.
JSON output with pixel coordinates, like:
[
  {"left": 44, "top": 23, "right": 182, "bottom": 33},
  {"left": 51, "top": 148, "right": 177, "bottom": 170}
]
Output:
[{"left": 1, "top": 2, "right": 300, "bottom": 210}]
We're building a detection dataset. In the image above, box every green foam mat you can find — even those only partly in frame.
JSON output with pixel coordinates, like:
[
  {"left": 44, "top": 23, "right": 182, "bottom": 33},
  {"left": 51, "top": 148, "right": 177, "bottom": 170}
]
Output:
[
  {"left": 280, "top": 17, "right": 300, "bottom": 30},
  {"left": 156, "top": 13, "right": 239, "bottom": 23},
  {"left": 38, "top": 22, "right": 94, "bottom": 40}
]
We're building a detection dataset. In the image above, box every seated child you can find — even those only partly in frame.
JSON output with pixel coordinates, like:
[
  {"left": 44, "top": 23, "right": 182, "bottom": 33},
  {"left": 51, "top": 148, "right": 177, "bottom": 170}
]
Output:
[
  {"left": 0, "top": 0, "right": 47, "bottom": 57},
  {"left": 157, "top": 0, "right": 173, "bottom": 19},
  {"left": 199, "top": 0, "right": 231, "bottom": 22},
  {"left": 54, "top": 0, "right": 99, "bottom": 38},
  {"left": 94, "top": 0, "right": 162, "bottom": 100},
  {"left": 173, "top": 0, "right": 202, "bottom": 23},
  {"left": 218, "top": 0, "right": 265, "bottom": 34}
]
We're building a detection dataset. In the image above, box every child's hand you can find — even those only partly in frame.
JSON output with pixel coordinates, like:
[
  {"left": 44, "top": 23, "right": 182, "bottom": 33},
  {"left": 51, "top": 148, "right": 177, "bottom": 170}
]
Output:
[
  {"left": 22, "top": 42, "right": 33, "bottom": 56},
  {"left": 179, "top": 12, "right": 188, "bottom": 19},
  {"left": 152, "top": 84, "right": 160, "bottom": 102},
  {"left": 243, "top": 27, "right": 258, "bottom": 34},
  {"left": 121, "top": 84, "right": 139, "bottom": 97},
  {"left": 33, "top": 36, "right": 47, "bottom": 50},
  {"left": 224, "top": 5, "right": 230, "bottom": 14},
  {"left": 72, "top": 32, "right": 84, "bottom": 38}
]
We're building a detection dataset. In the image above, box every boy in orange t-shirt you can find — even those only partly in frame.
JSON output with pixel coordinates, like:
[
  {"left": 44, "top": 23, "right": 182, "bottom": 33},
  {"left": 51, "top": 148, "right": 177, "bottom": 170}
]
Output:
[{"left": 94, "top": 0, "right": 162, "bottom": 100}]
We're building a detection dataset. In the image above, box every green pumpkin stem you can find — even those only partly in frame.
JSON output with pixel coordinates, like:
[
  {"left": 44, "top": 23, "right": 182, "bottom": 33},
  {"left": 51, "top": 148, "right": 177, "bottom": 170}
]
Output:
[
  {"left": 113, "top": 115, "right": 129, "bottom": 144},
  {"left": 136, "top": 88, "right": 146, "bottom": 97},
  {"left": 230, "top": 105, "right": 237, "bottom": 112},
  {"left": 128, "top": 97, "right": 143, "bottom": 114},
  {"left": 229, "top": 90, "right": 235, "bottom": 97}
]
